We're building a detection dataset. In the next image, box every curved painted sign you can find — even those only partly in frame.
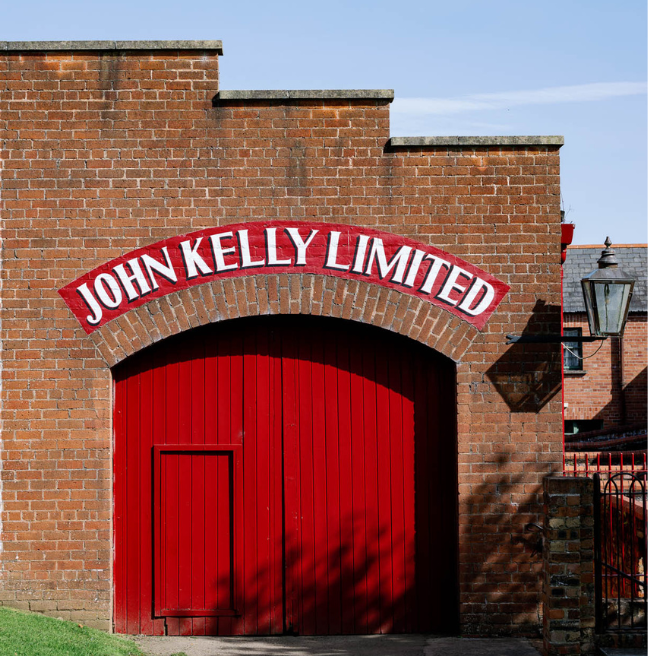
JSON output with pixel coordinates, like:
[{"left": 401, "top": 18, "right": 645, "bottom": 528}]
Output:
[{"left": 59, "top": 221, "right": 510, "bottom": 334}]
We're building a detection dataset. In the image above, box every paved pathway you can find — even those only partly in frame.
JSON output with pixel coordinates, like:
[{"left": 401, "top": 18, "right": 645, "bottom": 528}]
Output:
[{"left": 134, "top": 634, "right": 543, "bottom": 656}]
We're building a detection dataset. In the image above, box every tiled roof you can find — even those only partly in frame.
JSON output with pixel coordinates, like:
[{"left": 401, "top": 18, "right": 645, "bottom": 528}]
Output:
[{"left": 563, "top": 244, "right": 647, "bottom": 313}]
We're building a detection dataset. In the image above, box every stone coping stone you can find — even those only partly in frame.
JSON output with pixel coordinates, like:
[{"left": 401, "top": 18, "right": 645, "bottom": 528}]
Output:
[
  {"left": 216, "top": 89, "right": 394, "bottom": 101},
  {"left": 0, "top": 40, "right": 223, "bottom": 53},
  {"left": 390, "top": 135, "right": 564, "bottom": 147}
]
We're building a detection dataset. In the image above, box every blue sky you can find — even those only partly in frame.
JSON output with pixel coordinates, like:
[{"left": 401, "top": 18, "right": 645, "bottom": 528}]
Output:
[{"left": 3, "top": 0, "right": 646, "bottom": 245}]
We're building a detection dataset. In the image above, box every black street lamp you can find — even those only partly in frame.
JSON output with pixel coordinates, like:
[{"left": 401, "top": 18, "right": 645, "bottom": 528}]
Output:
[
  {"left": 580, "top": 238, "right": 635, "bottom": 338},
  {"left": 506, "top": 238, "right": 635, "bottom": 345}
]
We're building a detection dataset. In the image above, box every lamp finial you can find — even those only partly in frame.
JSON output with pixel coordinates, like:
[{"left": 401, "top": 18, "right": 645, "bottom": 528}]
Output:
[{"left": 598, "top": 237, "right": 618, "bottom": 268}]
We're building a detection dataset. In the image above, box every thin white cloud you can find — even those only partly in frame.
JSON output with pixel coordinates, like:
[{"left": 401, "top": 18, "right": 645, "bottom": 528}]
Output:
[{"left": 392, "top": 82, "right": 647, "bottom": 115}]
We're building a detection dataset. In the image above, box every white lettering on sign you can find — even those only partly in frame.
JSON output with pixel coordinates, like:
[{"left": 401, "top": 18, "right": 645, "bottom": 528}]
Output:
[
  {"left": 458, "top": 278, "right": 496, "bottom": 316},
  {"left": 60, "top": 221, "right": 510, "bottom": 334},
  {"left": 266, "top": 227, "right": 292, "bottom": 266},
  {"left": 209, "top": 232, "right": 238, "bottom": 273},
  {"left": 237, "top": 230, "right": 265, "bottom": 269},
  {"left": 285, "top": 227, "right": 318, "bottom": 266},
  {"left": 179, "top": 237, "right": 212, "bottom": 279},
  {"left": 114, "top": 258, "right": 152, "bottom": 302},
  {"left": 351, "top": 234, "right": 370, "bottom": 274},
  {"left": 324, "top": 231, "right": 350, "bottom": 271},
  {"left": 419, "top": 255, "right": 450, "bottom": 294},
  {"left": 437, "top": 265, "right": 473, "bottom": 307},
  {"left": 76, "top": 283, "right": 104, "bottom": 326},
  {"left": 402, "top": 249, "right": 427, "bottom": 288},
  {"left": 364, "top": 239, "right": 412, "bottom": 284},
  {"left": 141, "top": 247, "right": 178, "bottom": 290}
]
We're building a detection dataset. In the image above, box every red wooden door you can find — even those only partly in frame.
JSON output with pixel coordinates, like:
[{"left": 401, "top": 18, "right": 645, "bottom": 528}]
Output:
[{"left": 113, "top": 316, "right": 457, "bottom": 636}]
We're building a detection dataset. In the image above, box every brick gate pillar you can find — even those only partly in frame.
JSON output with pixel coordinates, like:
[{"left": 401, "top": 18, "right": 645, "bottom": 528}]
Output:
[{"left": 543, "top": 476, "right": 596, "bottom": 656}]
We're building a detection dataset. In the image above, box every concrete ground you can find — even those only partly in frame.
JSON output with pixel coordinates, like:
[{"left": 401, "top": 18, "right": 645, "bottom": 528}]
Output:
[{"left": 134, "top": 634, "right": 543, "bottom": 656}]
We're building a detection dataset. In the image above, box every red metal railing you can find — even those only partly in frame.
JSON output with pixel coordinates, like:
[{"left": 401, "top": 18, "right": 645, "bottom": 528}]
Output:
[{"left": 564, "top": 451, "right": 647, "bottom": 478}]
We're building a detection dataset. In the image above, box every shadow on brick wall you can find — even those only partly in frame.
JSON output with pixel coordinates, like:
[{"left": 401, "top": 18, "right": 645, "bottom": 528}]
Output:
[
  {"left": 461, "top": 451, "right": 546, "bottom": 636},
  {"left": 486, "top": 300, "right": 562, "bottom": 412},
  {"left": 593, "top": 365, "right": 648, "bottom": 427}
]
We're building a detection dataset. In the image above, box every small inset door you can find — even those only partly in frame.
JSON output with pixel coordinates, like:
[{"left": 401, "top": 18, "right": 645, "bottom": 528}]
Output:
[{"left": 153, "top": 446, "right": 241, "bottom": 618}]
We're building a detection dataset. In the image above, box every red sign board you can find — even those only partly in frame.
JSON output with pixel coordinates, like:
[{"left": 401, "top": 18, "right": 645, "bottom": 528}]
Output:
[{"left": 59, "top": 221, "right": 510, "bottom": 333}]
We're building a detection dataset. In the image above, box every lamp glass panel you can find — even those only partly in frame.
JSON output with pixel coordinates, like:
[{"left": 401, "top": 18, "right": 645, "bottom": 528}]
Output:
[
  {"left": 592, "top": 281, "right": 631, "bottom": 335},
  {"left": 581, "top": 280, "right": 598, "bottom": 334}
]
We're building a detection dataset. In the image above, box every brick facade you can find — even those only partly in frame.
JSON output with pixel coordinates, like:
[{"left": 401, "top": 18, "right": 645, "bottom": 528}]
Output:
[
  {"left": 564, "top": 314, "right": 647, "bottom": 428},
  {"left": 0, "top": 43, "right": 563, "bottom": 634}
]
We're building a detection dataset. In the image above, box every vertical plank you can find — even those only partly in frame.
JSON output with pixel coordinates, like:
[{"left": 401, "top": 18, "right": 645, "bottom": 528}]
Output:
[
  {"left": 414, "top": 357, "right": 432, "bottom": 631},
  {"left": 400, "top": 352, "right": 416, "bottom": 633},
  {"left": 232, "top": 437, "right": 245, "bottom": 636},
  {"left": 323, "top": 330, "right": 342, "bottom": 635},
  {"left": 387, "top": 343, "right": 406, "bottom": 633},
  {"left": 203, "top": 450, "right": 220, "bottom": 615},
  {"left": 427, "top": 358, "right": 449, "bottom": 631},
  {"left": 151, "top": 351, "right": 167, "bottom": 635},
  {"left": 349, "top": 340, "right": 368, "bottom": 634},
  {"left": 296, "top": 331, "right": 316, "bottom": 635},
  {"left": 177, "top": 352, "right": 193, "bottom": 616},
  {"left": 162, "top": 453, "right": 179, "bottom": 618},
  {"left": 139, "top": 365, "right": 155, "bottom": 635},
  {"left": 312, "top": 327, "right": 331, "bottom": 634},
  {"left": 125, "top": 370, "right": 141, "bottom": 634},
  {"left": 191, "top": 344, "right": 206, "bottom": 635},
  {"left": 227, "top": 329, "right": 244, "bottom": 636},
  {"left": 165, "top": 618, "right": 180, "bottom": 636},
  {"left": 218, "top": 453, "right": 232, "bottom": 611},
  {"left": 361, "top": 336, "right": 380, "bottom": 633},
  {"left": 113, "top": 370, "right": 127, "bottom": 633},
  {"left": 203, "top": 331, "right": 219, "bottom": 634},
  {"left": 270, "top": 326, "right": 284, "bottom": 635},
  {"left": 255, "top": 327, "right": 272, "bottom": 634},
  {"left": 336, "top": 329, "right": 355, "bottom": 634},
  {"left": 375, "top": 339, "right": 393, "bottom": 633},
  {"left": 281, "top": 325, "right": 300, "bottom": 634},
  {"left": 164, "top": 357, "right": 180, "bottom": 621},
  {"left": 242, "top": 328, "right": 259, "bottom": 635}
]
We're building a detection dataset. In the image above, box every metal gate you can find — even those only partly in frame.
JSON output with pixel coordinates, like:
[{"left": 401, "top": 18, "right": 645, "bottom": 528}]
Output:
[
  {"left": 594, "top": 472, "right": 647, "bottom": 634},
  {"left": 113, "top": 315, "right": 458, "bottom": 636}
]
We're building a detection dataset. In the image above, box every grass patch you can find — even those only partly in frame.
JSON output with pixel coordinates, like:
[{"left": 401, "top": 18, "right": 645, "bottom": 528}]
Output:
[{"left": 0, "top": 607, "right": 143, "bottom": 656}]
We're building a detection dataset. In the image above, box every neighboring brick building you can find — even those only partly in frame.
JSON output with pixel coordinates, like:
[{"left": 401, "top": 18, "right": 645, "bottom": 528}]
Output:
[
  {"left": 0, "top": 41, "right": 564, "bottom": 637},
  {"left": 563, "top": 244, "right": 647, "bottom": 448}
]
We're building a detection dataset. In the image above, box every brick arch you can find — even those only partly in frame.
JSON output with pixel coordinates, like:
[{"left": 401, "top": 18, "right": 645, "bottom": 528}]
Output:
[{"left": 88, "top": 273, "right": 481, "bottom": 367}]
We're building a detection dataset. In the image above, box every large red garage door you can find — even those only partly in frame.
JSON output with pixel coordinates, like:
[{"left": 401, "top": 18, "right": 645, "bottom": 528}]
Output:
[{"left": 113, "top": 316, "right": 457, "bottom": 636}]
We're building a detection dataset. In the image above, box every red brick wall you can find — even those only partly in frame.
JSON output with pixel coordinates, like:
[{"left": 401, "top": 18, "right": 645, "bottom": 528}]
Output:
[
  {"left": 0, "top": 48, "right": 563, "bottom": 634},
  {"left": 564, "top": 313, "right": 647, "bottom": 427}
]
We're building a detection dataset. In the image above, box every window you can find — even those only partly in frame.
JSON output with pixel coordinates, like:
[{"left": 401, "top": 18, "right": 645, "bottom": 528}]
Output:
[
  {"left": 564, "top": 420, "right": 604, "bottom": 436},
  {"left": 563, "top": 327, "right": 583, "bottom": 371}
]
